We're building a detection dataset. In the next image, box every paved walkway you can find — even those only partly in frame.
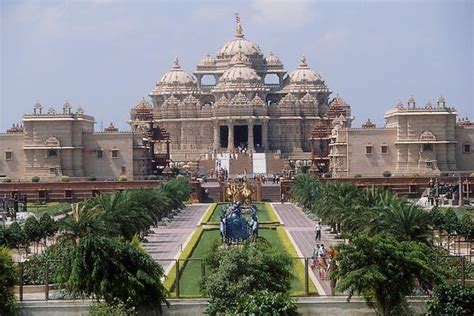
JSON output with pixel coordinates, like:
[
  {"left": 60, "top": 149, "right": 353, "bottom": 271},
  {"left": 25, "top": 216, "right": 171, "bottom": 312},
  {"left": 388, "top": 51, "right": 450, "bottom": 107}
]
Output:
[
  {"left": 272, "top": 203, "right": 340, "bottom": 296},
  {"left": 143, "top": 204, "right": 210, "bottom": 273}
]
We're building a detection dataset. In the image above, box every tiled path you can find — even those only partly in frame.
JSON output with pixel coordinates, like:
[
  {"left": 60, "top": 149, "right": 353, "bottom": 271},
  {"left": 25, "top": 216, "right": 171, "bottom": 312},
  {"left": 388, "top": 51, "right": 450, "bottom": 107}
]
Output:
[
  {"left": 144, "top": 204, "right": 210, "bottom": 273},
  {"left": 272, "top": 203, "right": 339, "bottom": 296}
]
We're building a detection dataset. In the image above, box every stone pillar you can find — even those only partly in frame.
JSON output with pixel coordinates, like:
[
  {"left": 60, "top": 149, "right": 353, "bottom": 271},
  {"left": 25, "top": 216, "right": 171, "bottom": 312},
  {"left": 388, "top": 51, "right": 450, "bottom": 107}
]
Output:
[
  {"left": 213, "top": 120, "right": 220, "bottom": 151},
  {"left": 262, "top": 118, "right": 269, "bottom": 152},
  {"left": 228, "top": 120, "right": 234, "bottom": 150},
  {"left": 248, "top": 119, "right": 254, "bottom": 151}
]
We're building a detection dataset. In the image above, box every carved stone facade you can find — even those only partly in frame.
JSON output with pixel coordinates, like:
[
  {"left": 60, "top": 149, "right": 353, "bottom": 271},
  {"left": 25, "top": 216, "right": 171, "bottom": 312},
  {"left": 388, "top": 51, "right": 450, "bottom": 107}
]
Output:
[{"left": 0, "top": 19, "right": 473, "bottom": 180}]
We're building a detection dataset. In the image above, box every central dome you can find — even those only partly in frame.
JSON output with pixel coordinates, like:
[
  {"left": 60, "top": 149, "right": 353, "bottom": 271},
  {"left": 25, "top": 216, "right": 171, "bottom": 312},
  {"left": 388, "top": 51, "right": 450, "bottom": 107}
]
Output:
[
  {"left": 217, "top": 22, "right": 262, "bottom": 58},
  {"left": 159, "top": 57, "right": 196, "bottom": 85}
]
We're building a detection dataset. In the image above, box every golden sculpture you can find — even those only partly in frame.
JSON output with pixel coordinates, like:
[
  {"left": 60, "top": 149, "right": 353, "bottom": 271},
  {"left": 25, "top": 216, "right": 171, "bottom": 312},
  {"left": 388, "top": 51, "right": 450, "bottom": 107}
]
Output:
[{"left": 225, "top": 178, "right": 255, "bottom": 206}]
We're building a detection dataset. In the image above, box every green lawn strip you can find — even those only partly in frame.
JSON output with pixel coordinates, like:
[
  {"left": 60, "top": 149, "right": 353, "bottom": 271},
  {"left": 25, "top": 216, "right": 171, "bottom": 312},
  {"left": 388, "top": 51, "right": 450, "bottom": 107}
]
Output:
[
  {"left": 163, "top": 227, "right": 204, "bottom": 294},
  {"left": 265, "top": 227, "right": 317, "bottom": 296},
  {"left": 178, "top": 229, "right": 221, "bottom": 297},
  {"left": 207, "top": 202, "right": 278, "bottom": 225},
  {"left": 28, "top": 202, "right": 71, "bottom": 217},
  {"left": 200, "top": 203, "right": 218, "bottom": 224}
]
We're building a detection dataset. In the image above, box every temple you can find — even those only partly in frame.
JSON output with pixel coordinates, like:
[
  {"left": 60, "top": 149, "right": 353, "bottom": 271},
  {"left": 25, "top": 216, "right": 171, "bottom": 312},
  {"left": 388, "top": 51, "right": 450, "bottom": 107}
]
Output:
[{"left": 1, "top": 17, "right": 473, "bottom": 180}]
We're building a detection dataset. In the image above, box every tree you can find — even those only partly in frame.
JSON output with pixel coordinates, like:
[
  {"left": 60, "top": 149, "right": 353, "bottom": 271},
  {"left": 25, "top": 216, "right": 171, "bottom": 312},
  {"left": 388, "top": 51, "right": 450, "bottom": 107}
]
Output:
[
  {"left": 290, "top": 174, "right": 321, "bottom": 210},
  {"left": 332, "top": 234, "right": 439, "bottom": 316},
  {"left": 6, "top": 221, "right": 28, "bottom": 252},
  {"left": 458, "top": 214, "right": 473, "bottom": 240},
  {"left": 24, "top": 216, "right": 41, "bottom": 253},
  {"left": 57, "top": 202, "right": 107, "bottom": 244},
  {"left": 430, "top": 207, "right": 446, "bottom": 246},
  {"left": 426, "top": 283, "right": 474, "bottom": 316},
  {"left": 443, "top": 208, "right": 460, "bottom": 251},
  {"left": 200, "top": 241, "right": 296, "bottom": 315},
  {"left": 61, "top": 236, "right": 168, "bottom": 313},
  {"left": 0, "top": 246, "right": 18, "bottom": 314}
]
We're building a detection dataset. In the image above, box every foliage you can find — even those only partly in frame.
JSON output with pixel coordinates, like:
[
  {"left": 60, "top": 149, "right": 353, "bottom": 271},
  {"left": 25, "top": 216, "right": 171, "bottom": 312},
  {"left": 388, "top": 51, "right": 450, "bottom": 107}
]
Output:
[
  {"left": 60, "top": 236, "right": 167, "bottom": 312},
  {"left": 24, "top": 216, "right": 41, "bottom": 246},
  {"left": 146, "top": 175, "right": 158, "bottom": 180},
  {"left": 200, "top": 241, "right": 296, "bottom": 315},
  {"left": 118, "top": 175, "right": 127, "bottom": 181},
  {"left": 2, "top": 221, "right": 28, "bottom": 250},
  {"left": 332, "top": 234, "right": 439, "bottom": 316},
  {"left": 354, "top": 174, "right": 362, "bottom": 178},
  {"left": 87, "top": 175, "right": 97, "bottom": 181},
  {"left": 31, "top": 176, "right": 40, "bottom": 182},
  {"left": 290, "top": 174, "right": 321, "bottom": 210},
  {"left": 60, "top": 175, "right": 70, "bottom": 182},
  {"left": 443, "top": 208, "right": 460, "bottom": 236},
  {"left": 383, "top": 171, "right": 391, "bottom": 177},
  {"left": 0, "top": 246, "right": 18, "bottom": 314},
  {"left": 38, "top": 213, "right": 58, "bottom": 239},
  {"left": 2, "top": 177, "right": 12, "bottom": 183},
  {"left": 89, "top": 301, "right": 136, "bottom": 316},
  {"left": 458, "top": 214, "right": 473, "bottom": 239},
  {"left": 426, "top": 283, "right": 474, "bottom": 316}
]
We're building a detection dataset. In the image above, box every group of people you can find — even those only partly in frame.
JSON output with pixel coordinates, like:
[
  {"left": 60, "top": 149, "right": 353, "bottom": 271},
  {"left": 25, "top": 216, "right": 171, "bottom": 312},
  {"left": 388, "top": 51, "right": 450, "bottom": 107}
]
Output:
[
  {"left": 311, "top": 221, "right": 335, "bottom": 279},
  {"left": 253, "top": 174, "right": 280, "bottom": 184},
  {"left": 1, "top": 193, "right": 28, "bottom": 220}
]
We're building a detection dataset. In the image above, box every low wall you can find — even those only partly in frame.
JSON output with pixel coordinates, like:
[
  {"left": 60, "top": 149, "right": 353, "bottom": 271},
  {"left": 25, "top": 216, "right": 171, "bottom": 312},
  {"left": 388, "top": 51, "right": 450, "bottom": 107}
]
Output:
[{"left": 16, "top": 297, "right": 428, "bottom": 316}]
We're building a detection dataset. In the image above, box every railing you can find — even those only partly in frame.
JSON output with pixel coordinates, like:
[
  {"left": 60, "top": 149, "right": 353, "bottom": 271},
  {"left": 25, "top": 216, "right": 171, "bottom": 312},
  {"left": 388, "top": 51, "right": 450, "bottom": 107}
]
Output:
[{"left": 14, "top": 254, "right": 473, "bottom": 300}]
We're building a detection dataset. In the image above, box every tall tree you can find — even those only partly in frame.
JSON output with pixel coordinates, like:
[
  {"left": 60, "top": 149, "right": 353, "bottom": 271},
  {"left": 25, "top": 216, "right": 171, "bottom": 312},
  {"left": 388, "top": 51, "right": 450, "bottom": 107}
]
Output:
[{"left": 332, "top": 234, "right": 439, "bottom": 316}]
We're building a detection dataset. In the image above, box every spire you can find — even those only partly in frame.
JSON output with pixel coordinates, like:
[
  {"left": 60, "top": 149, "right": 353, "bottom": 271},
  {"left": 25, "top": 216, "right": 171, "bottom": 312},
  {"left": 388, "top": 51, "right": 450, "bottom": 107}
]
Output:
[{"left": 234, "top": 13, "right": 243, "bottom": 38}]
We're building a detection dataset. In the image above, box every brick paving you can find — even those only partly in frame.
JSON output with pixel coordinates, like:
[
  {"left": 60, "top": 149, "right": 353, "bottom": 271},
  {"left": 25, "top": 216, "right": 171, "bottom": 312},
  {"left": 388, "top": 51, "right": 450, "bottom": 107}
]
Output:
[
  {"left": 272, "top": 203, "right": 340, "bottom": 296},
  {"left": 143, "top": 204, "right": 210, "bottom": 273}
]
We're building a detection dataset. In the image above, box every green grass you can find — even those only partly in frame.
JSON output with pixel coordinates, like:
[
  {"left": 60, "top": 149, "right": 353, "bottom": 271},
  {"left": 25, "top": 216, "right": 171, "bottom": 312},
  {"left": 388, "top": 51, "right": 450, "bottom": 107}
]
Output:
[
  {"left": 208, "top": 202, "right": 275, "bottom": 223},
  {"left": 175, "top": 228, "right": 317, "bottom": 297},
  {"left": 27, "top": 202, "right": 71, "bottom": 217}
]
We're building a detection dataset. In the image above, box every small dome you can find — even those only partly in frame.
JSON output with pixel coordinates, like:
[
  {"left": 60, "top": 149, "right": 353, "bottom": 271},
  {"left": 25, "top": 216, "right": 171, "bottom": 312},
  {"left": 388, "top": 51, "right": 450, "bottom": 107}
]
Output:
[
  {"left": 199, "top": 54, "right": 216, "bottom": 66},
  {"left": 265, "top": 52, "right": 281, "bottom": 65},
  {"left": 288, "top": 56, "right": 322, "bottom": 83},
  {"left": 217, "top": 21, "right": 261, "bottom": 58},
  {"left": 437, "top": 95, "right": 446, "bottom": 103},
  {"left": 158, "top": 57, "right": 196, "bottom": 86},
  {"left": 219, "top": 63, "right": 261, "bottom": 83}
]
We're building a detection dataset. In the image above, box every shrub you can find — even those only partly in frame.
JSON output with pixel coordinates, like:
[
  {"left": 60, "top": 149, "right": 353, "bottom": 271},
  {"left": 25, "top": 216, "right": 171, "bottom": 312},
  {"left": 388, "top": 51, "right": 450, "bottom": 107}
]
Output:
[
  {"left": 426, "top": 283, "right": 474, "bottom": 315},
  {"left": 118, "top": 175, "right": 127, "bottom": 181},
  {"left": 2, "top": 177, "right": 12, "bottom": 183},
  {"left": 323, "top": 172, "right": 332, "bottom": 178},
  {"left": 87, "top": 175, "right": 97, "bottom": 181},
  {"left": 146, "top": 175, "right": 158, "bottom": 180},
  {"left": 470, "top": 172, "right": 474, "bottom": 177},
  {"left": 411, "top": 173, "right": 420, "bottom": 177},
  {"left": 32, "top": 176, "right": 40, "bottom": 183},
  {"left": 440, "top": 172, "right": 449, "bottom": 177},
  {"left": 60, "top": 175, "right": 70, "bottom": 182},
  {"left": 383, "top": 171, "right": 391, "bottom": 178},
  {"left": 354, "top": 174, "right": 362, "bottom": 178},
  {"left": 89, "top": 301, "right": 135, "bottom": 316},
  {"left": 0, "top": 247, "right": 18, "bottom": 314}
]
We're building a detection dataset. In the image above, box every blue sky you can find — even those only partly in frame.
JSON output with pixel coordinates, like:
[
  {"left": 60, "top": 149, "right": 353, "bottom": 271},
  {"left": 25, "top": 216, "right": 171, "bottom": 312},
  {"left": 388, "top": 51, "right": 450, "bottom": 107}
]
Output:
[{"left": 1, "top": 0, "right": 472, "bottom": 131}]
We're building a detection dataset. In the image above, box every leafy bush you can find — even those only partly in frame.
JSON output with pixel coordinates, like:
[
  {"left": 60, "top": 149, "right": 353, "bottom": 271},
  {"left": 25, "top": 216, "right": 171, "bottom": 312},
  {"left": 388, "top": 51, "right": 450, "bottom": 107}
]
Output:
[
  {"left": 383, "top": 171, "right": 391, "bottom": 177},
  {"left": 354, "top": 174, "right": 362, "bottom": 178},
  {"left": 0, "top": 247, "right": 18, "bottom": 314},
  {"left": 2, "top": 177, "right": 12, "bottom": 183},
  {"left": 426, "top": 283, "right": 474, "bottom": 315},
  {"left": 118, "top": 175, "right": 127, "bottom": 181},
  {"left": 440, "top": 172, "right": 449, "bottom": 177},
  {"left": 89, "top": 301, "right": 136, "bottom": 316},
  {"left": 323, "top": 172, "right": 332, "bottom": 178},
  {"left": 411, "top": 173, "right": 420, "bottom": 177},
  {"left": 146, "top": 175, "right": 158, "bottom": 180},
  {"left": 60, "top": 175, "right": 70, "bottom": 182},
  {"left": 87, "top": 175, "right": 97, "bottom": 181},
  {"left": 32, "top": 176, "right": 40, "bottom": 183},
  {"left": 201, "top": 241, "right": 296, "bottom": 315}
]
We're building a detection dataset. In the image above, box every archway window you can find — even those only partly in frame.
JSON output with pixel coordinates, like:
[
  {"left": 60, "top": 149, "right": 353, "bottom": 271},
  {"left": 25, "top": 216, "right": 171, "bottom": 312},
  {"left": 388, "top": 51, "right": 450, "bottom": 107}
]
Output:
[
  {"left": 264, "top": 74, "right": 280, "bottom": 85},
  {"left": 422, "top": 143, "right": 433, "bottom": 152},
  {"left": 201, "top": 75, "right": 216, "bottom": 85}
]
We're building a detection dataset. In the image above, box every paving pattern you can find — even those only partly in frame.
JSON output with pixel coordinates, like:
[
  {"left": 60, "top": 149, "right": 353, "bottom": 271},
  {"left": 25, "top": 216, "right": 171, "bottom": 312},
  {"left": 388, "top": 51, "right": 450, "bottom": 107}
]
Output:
[
  {"left": 272, "top": 203, "right": 339, "bottom": 295},
  {"left": 143, "top": 204, "right": 210, "bottom": 272}
]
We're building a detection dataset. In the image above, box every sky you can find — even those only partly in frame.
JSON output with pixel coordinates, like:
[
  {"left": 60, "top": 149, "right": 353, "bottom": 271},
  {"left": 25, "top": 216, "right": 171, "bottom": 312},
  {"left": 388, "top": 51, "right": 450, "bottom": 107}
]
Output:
[{"left": 1, "top": 0, "right": 473, "bottom": 132}]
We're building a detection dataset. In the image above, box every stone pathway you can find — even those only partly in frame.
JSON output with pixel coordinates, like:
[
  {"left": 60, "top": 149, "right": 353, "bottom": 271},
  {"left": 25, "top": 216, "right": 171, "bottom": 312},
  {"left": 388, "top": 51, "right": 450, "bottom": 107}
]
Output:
[
  {"left": 143, "top": 204, "right": 210, "bottom": 273},
  {"left": 272, "top": 203, "right": 340, "bottom": 296}
]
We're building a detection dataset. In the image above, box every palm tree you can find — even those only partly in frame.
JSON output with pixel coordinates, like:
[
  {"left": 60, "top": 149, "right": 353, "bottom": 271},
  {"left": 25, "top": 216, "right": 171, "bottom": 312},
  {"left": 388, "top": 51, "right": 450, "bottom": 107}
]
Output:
[
  {"left": 57, "top": 202, "right": 106, "bottom": 244},
  {"left": 290, "top": 174, "right": 321, "bottom": 210}
]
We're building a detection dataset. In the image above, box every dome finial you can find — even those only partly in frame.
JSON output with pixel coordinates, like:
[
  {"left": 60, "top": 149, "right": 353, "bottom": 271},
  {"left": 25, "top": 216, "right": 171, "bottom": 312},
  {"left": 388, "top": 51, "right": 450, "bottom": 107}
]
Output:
[
  {"left": 173, "top": 56, "right": 180, "bottom": 68},
  {"left": 300, "top": 55, "right": 307, "bottom": 67},
  {"left": 234, "top": 13, "right": 243, "bottom": 37}
]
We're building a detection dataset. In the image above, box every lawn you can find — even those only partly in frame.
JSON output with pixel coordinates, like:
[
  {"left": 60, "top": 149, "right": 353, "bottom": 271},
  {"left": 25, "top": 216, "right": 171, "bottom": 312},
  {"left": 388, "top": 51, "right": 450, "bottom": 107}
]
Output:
[
  {"left": 207, "top": 202, "right": 275, "bottom": 223},
  {"left": 27, "top": 202, "right": 71, "bottom": 217},
  {"left": 175, "top": 228, "right": 317, "bottom": 297}
]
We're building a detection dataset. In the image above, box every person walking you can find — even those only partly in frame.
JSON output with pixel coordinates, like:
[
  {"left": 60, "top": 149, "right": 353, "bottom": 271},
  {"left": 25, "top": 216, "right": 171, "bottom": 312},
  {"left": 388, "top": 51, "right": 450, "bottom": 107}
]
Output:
[{"left": 314, "top": 221, "right": 322, "bottom": 241}]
